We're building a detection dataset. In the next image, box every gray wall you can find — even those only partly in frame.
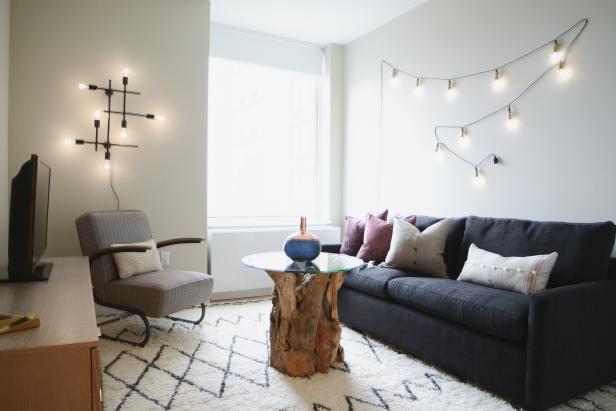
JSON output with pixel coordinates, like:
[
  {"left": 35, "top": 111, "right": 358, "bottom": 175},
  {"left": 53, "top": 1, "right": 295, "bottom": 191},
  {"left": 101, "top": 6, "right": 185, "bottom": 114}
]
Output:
[
  {"left": 343, "top": 0, "right": 616, "bottom": 232},
  {"left": 9, "top": 0, "right": 210, "bottom": 271},
  {"left": 0, "top": 0, "right": 8, "bottom": 269}
]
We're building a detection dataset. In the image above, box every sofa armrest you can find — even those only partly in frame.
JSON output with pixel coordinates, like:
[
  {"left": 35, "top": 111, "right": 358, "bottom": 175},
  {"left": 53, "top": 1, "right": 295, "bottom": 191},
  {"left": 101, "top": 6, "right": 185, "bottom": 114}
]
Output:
[
  {"left": 526, "top": 280, "right": 616, "bottom": 410},
  {"left": 322, "top": 244, "right": 342, "bottom": 254}
]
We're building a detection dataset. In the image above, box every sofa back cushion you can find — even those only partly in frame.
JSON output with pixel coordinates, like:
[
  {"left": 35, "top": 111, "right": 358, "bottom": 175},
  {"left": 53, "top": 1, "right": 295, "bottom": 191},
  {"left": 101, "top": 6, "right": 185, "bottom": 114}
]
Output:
[
  {"left": 460, "top": 216, "right": 616, "bottom": 288},
  {"left": 413, "top": 216, "right": 467, "bottom": 278}
]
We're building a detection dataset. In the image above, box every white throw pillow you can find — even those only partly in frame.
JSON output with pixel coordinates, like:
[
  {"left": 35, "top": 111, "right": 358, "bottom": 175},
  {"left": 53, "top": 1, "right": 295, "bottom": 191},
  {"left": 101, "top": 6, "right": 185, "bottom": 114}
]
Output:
[
  {"left": 111, "top": 239, "right": 163, "bottom": 279},
  {"left": 383, "top": 218, "right": 450, "bottom": 278},
  {"left": 458, "top": 244, "right": 558, "bottom": 295}
]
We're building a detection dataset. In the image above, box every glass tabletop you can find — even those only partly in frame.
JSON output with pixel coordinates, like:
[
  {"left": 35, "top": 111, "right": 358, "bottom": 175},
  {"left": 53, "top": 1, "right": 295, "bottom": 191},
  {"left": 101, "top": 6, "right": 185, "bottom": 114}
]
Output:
[{"left": 242, "top": 252, "right": 365, "bottom": 274}]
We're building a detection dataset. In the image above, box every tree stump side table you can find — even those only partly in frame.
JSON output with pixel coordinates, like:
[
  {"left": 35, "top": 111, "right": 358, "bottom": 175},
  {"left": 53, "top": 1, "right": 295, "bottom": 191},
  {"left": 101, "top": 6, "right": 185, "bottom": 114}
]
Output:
[{"left": 242, "top": 252, "right": 365, "bottom": 377}]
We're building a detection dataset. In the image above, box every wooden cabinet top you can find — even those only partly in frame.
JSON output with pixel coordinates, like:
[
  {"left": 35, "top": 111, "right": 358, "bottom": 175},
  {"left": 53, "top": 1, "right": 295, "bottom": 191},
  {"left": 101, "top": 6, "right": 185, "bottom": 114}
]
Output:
[{"left": 0, "top": 257, "right": 99, "bottom": 352}]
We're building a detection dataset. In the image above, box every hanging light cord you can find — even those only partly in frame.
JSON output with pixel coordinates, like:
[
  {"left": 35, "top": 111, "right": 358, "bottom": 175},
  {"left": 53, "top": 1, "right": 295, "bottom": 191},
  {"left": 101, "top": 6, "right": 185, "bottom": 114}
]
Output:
[
  {"left": 375, "top": 17, "right": 588, "bottom": 207},
  {"left": 109, "top": 160, "right": 120, "bottom": 210}
]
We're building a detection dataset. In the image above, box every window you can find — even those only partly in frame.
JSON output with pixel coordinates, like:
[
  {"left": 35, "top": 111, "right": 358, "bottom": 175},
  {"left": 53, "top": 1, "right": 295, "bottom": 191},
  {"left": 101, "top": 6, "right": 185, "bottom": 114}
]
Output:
[{"left": 207, "top": 57, "right": 323, "bottom": 226}]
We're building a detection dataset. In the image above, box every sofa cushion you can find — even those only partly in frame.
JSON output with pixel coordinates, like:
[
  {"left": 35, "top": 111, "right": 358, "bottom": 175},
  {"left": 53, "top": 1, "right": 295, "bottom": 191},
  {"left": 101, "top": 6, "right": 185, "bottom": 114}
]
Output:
[
  {"left": 342, "top": 266, "right": 410, "bottom": 299},
  {"left": 460, "top": 216, "right": 616, "bottom": 288},
  {"left": 414, "top": 216, "right": 467, "bottom": 278},
  {"left": 387, "top": 276, "right": 530, "bottom": 341}
]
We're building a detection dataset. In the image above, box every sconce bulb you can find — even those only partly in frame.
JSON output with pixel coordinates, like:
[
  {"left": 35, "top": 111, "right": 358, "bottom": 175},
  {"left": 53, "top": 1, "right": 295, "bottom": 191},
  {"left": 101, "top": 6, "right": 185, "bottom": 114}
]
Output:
[
  {"left": 123, "top": 67, "right": 130, "bottom": 77},
  {"left": 120, "top": 128, "right": 128, "bottom": 139},
  {"left": 64, "top": 137, "right": 75, "bottom": 145},
  {"left": 78, "top": 83, "right": 87, "bottom": 90},
  {"left": 104, "top": 159, "right": 111, "bottom": 171}
]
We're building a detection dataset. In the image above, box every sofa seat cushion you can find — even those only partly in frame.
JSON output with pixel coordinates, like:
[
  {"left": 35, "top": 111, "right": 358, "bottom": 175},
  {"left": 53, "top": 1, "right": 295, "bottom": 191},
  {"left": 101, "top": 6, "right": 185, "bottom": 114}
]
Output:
[
  {"left": 105, "top": 270, "right": 214, "bottom": 317},
  {"left": 342, "top": 266, "right": 410, "bottom": 299},
  {"left": 387, "top": 277, "right": 530, "bottom": 341}
]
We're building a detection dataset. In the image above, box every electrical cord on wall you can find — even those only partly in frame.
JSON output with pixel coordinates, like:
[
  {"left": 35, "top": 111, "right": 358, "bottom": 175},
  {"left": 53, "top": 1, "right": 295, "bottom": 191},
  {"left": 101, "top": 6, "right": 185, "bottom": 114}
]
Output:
[{"left": 109, "top": 161, "right": 120, "bottom": 211}]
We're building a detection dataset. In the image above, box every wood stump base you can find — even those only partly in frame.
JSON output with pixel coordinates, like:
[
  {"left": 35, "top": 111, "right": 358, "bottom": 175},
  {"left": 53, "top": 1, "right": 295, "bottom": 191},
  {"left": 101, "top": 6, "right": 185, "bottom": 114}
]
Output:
[{"left": 267, "top": 270, "right": 345, "bottom": 377}]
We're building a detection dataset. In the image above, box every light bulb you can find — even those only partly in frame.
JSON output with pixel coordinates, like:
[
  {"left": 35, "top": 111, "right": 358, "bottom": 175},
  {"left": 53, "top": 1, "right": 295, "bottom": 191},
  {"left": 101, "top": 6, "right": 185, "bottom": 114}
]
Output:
[
  {"left": 123, "top": 67, "right": 130, "bottom": 77},
  {"left": 414, "top": 78, "right": 424, "bottom": 97},
  {"left": 434, "top": 143, "right": 444, "bottom": 163},
  {"left": 506, "top": 106, "right": 520, "bottom": 131},
  {"left": 104, "top": 159, "right": 111, "bottom": 171},
  {"left": 493, "top": 69, "right": 506, "bottom": 92},
  {"left": 550, "top": 40, "right": 564, "bottom": 64},
  {"left": 64, "top": 137, "right": 75, "bottom": 145},
  {"left": 94, "top": 111, "right": 101, "bottom": 120},
  {"left": 446, "top": 80, "right": 457, "bottom": 101},
  {"left": 458, "top": 128, "right": 469, "bottom": 147},
  {"left": 473, "top": 168, "right": 486, "bottom": 189},
  {"left": 78, "top": 83, "right": 87, "bottom": 90},
  {"left": 120, "top": 128, "right": 128, "bottom": 139},
  {"left": 390, "top": 68, "right": 400, "bottom": 87},
  {"left": 557, "top": 60, "right": 572, "bottom": 81},
  {"left": 155, "top": 115, "right": 165, "bottom": 123}
]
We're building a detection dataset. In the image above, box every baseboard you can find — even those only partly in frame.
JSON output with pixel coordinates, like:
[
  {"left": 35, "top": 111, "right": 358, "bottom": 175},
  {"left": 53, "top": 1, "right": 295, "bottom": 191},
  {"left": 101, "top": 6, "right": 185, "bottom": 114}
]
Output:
[{"left": 211, "top": 287, "right": 273, "bottom": 301}]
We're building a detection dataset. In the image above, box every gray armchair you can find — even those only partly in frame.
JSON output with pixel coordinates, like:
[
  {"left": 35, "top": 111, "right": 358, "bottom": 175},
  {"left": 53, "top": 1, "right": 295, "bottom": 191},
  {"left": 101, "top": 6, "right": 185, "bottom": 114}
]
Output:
[{"left": 76, "top": 210, "right": 213, "bottom": 346}]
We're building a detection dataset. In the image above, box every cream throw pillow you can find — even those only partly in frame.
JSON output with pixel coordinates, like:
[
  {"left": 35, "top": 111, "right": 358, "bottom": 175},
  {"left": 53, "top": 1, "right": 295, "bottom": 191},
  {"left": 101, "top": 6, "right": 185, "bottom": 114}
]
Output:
[
  {"left": 111, "top": 239, "right": 163, "bottom": 279},
  {"left": 458, "top": 244, "right": 558, "bottom": 295},
  {"left": 383, "top": 218, "right": 450, "bottom": 278}
]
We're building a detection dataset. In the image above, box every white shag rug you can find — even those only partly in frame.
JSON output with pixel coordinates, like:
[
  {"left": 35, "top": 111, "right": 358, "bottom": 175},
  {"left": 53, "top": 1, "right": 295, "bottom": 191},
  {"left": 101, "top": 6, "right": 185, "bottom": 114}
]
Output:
[{"left": 98, "top": 299, "right": 615, "bottom": 411}]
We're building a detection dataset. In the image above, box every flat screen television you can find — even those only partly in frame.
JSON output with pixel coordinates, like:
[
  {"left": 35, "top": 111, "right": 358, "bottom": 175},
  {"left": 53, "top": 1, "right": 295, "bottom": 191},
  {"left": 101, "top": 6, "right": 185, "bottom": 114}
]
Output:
[{"left": 6, "top": 154, "right": 53, "bottom": 281}]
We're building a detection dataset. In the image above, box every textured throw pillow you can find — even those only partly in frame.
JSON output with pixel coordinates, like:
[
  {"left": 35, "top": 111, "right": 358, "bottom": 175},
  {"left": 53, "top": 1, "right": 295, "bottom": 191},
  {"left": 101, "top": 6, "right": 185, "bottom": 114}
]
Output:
[
  {"left": 383, "top": 218, "right": 450, "bottom": 278},
  {"left": 111, "top": 239, "right": 163, "bottom": 279},
  {"left": 340, "top": 209, "right": 388, "bottom": 256},
  {"left": 458, "top": 244, "right": 558, "bottom": 295}
]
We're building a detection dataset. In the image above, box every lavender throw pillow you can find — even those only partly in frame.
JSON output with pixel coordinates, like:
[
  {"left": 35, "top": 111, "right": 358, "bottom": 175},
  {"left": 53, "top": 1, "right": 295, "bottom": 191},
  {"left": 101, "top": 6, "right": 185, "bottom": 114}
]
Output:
[
  {"left": 357, "top": 214, "right": 416, "bottom": 263},
  {"left": 340, "top": 209, "right": 388, "bottom": 256}
]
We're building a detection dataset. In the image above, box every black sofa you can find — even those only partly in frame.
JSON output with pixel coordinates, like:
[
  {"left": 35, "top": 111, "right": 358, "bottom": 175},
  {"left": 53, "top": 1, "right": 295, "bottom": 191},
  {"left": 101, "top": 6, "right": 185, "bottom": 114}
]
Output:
[{"left": 324, "top": 215, "right": 616, "bottom": 411}]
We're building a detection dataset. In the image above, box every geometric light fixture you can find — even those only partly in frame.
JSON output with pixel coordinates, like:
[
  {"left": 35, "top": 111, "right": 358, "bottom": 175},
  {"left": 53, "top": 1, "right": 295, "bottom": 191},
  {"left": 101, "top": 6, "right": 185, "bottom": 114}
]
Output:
[{"left": 67, "top": 68, "right": 163, "bottom": 171}]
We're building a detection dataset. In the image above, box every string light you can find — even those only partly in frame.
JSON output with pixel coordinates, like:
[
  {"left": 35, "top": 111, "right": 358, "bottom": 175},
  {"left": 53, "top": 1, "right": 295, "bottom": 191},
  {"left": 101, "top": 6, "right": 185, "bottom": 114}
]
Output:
[
  {"left": 390, "top": 68, "right": 400, "bottom": 87},
  {"left": 558, "top": 60, "right": 572, "bottom": 81},
  {"left": 414, "top": 78, "right": 424, "bottom": 97},
  {"left": 550, "top": 40, "right": 564, "bottom": 64},
  {"left": 493, "top": 69, "right": 506, "bottom": 91},
  {"left": 473, "top": 167, "right": 486, "bottom": 188},
  {"left": 506, "top": 106, "right": 520, "bottom": 131},
  {"left": 446, "top": 80, "right": 457, "bottom": 101},
  {"left": 377, "top": 18, "right": 587, "bottom": 195}
]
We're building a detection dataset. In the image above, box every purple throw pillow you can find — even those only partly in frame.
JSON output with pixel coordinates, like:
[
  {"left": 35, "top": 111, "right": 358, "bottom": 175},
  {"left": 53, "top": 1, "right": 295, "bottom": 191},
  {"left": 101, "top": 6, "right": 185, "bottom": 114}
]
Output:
[
  {"left": 340, "top": 210, "right": 388, "bottom": 256},
  {"left": 356, "top": 215, "right": 417, "bottom": 263}
]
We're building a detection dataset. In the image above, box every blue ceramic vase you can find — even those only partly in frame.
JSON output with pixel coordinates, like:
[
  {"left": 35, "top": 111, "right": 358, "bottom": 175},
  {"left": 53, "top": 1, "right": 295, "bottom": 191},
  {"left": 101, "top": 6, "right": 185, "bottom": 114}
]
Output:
[{"left": 283, "top": 216, "right": 321, "bottom": 262}]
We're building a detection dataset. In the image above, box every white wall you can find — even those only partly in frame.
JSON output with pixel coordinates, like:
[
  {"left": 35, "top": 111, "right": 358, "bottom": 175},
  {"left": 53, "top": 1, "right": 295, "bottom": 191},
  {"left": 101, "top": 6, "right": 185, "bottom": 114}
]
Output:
[
  {"left": 0, "top": 0, "right": 8, "bottom": 269},
  {"left": 9, "top": 0, "right": 210, "bottom": 272},
  {"left": 343, "top": 0, "right": 616, "bottom": 228}
]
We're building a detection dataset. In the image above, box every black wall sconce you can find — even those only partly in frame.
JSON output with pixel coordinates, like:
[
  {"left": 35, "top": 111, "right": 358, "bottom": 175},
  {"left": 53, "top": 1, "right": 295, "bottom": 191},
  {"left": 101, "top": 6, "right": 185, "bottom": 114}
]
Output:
[{"left": 66, "top": 68, "right": 163, "bottom": 171}]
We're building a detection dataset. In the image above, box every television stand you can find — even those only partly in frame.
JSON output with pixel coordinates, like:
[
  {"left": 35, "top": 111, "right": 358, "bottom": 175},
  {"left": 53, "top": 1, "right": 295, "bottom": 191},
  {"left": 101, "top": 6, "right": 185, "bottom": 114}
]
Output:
[{"left": 0, "top": 262, "right": 53, "bottom": 283}]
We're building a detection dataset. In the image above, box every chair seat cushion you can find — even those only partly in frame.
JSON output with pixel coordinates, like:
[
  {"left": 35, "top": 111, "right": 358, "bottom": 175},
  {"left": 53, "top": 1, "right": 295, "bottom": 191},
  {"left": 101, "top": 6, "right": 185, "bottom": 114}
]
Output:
[
  {"left": 105, "top": 270, "right": 214, "bottom": 317},
  {"left": 342, "top": 266, "right": 410, "bottom": 299},
  {"left": 387, "top": 277, "right": 530, "bottom": 341}
]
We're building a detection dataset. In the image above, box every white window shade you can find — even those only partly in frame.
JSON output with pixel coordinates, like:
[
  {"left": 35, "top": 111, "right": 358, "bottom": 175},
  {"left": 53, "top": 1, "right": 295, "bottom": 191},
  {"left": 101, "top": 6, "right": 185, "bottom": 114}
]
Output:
[{"left": 210, "top": 24, "right": 324, "bottom": 75}]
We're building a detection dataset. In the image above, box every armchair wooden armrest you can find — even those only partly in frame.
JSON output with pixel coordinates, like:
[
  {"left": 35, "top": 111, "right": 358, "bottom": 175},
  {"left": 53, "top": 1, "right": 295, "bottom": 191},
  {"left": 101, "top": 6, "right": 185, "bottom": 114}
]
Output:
[
  {"left": 88, "top": 245, "right": 151, "bottom": 263},
  {"left": 156, "top": 237, "right": 205, "bottom": 249}
]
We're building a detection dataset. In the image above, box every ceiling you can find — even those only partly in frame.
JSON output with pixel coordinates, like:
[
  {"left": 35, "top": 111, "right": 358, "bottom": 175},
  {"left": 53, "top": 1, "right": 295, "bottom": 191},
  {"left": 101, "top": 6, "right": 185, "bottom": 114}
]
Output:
[{"left": 210, "top": 0, "right": 428, "bottom": 46}]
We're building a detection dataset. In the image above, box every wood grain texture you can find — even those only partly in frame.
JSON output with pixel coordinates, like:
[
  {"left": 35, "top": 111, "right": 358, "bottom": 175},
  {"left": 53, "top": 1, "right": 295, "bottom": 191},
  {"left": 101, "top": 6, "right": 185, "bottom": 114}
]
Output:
[
  {"left": 0, "top": 257, "right": 101, "bottom": 410},
  {"left": 0, "top": 257, "right": 100, "bottom": 351},
  {"left": 267, "top": 271, "right": 345, "bottom": 377}
]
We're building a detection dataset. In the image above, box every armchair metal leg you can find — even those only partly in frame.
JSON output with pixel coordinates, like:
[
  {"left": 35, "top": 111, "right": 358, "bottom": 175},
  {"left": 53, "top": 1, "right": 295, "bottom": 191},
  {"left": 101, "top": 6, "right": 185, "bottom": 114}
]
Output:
[
  {"left": 166, "top": 303, "right": 207, "bottom": 325},
  {"left": 98, "top": 311, "right": 151, "bottom": 347}
]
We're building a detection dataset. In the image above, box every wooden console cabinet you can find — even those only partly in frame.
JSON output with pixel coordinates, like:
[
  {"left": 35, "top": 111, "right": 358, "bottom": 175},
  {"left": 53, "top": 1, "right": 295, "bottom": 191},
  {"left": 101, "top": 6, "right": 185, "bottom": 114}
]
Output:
[{"left": 0, "top": 257, "right": 102, "bottom": 411}]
